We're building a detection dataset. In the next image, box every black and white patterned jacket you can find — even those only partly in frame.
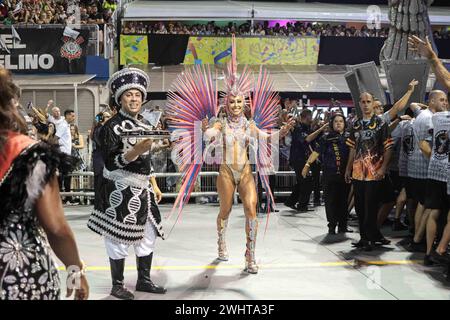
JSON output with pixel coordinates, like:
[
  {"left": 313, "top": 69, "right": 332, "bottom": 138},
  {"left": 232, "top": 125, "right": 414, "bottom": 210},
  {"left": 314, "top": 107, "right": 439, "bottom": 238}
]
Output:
[{"left": 87, "top": 110, "right": 164, "bottom": 244}]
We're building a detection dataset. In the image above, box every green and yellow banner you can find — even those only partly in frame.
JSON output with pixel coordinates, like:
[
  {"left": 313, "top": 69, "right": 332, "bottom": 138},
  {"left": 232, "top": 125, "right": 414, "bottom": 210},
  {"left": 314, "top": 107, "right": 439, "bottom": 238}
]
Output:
[
  {"left": 120, "top": 35, "right": 320, "bottom": 66},
  {"left": 237, "top": 37, "right": 319, "bottom": 65},
  {"left": 184, "top": 36, "right": 320, "bottom": 65},
  {"left": 120, "top": 35, "right": 148, "bottom": 65}
]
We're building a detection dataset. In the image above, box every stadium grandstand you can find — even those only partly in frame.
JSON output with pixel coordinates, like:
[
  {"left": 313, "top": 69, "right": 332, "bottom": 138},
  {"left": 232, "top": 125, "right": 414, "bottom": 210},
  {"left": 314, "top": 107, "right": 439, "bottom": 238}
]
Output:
[{"left": 2, "top": 0, "right": 448, "bottom": 133}]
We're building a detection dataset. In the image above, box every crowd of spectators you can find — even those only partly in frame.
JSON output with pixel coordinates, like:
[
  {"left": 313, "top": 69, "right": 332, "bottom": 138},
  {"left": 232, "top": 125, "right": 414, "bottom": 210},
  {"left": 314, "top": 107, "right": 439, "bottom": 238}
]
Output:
[
  {"left": 122, "top": 20, "right": 450, "bottom": 39},
  {"left": 0, "top": 0, "right": 448, "bottom": 40},
  {"left": 0, "top": 0, "right": 117, "bottom": 26},
  {"left": 1, "top": 2, "right": 447, "bottom": 40},
  {"left": 433, "top": 29, "right": 450, "bottom": 39}
]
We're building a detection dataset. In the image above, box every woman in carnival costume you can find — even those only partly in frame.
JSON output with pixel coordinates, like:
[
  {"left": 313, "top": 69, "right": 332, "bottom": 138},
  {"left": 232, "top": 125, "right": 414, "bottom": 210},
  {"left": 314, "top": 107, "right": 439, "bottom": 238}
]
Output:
[
  {"left": 166, "top": 36, "right": 293, "bottom": 274},
  {"left": 0, "top": 67, "right": 89, "bottom": 300}
]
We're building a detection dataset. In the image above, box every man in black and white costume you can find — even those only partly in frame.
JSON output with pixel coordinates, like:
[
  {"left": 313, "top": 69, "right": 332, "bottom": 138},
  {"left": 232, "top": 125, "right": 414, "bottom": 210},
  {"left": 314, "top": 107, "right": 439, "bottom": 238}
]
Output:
[{"left": 87, "top": 68, "right": 166, "bottom": 300}]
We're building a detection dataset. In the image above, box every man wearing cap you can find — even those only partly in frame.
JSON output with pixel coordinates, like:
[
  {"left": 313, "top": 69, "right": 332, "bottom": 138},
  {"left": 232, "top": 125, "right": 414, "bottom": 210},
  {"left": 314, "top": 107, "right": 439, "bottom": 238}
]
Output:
[{"left": 87, "top": 68, "right": 166, "bottom": 300}]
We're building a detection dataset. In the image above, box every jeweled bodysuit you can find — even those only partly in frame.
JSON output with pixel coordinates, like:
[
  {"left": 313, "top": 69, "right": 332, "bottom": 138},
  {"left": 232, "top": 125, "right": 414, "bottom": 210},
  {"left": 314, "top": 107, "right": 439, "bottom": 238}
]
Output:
[{"left": 222, "top": 116, "right": 251, "bottom": 184}]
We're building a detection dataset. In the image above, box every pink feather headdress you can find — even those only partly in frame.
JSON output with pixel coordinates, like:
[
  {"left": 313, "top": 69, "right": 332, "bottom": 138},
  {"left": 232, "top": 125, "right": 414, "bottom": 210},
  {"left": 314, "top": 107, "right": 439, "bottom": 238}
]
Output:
[{"left": 223, "top": 35, "right": 253, "bottom": 114}]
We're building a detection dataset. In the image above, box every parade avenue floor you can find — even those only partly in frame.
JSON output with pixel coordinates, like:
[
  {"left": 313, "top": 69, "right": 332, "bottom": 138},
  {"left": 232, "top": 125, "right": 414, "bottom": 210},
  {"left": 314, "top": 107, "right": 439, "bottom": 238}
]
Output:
[{"left": 60, "top": 203, "right": 450, "bottom": 300}]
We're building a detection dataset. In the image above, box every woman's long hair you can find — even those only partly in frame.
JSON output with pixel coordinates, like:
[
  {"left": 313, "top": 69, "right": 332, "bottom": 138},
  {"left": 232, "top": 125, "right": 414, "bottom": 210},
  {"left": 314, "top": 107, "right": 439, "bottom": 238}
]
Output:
[
  {"left": 0, "top": 68, "right": 27, "bottom": 155},
  {"left": 70, "top": 124, "right": 80, "bottom": 140}
]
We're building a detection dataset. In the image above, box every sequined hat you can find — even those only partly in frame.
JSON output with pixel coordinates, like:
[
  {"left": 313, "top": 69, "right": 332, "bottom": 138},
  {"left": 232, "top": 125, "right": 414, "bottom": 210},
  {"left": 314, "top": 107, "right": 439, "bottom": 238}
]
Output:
[{"left": 107, "top": 67, "right": 150, "bottom": 105}]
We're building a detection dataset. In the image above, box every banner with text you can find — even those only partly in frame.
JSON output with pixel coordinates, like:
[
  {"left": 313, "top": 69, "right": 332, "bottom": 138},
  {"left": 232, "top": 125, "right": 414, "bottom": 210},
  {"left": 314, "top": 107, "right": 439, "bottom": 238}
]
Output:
[{"left": 0, "top": 28, "right": 88, "bottom": 73}]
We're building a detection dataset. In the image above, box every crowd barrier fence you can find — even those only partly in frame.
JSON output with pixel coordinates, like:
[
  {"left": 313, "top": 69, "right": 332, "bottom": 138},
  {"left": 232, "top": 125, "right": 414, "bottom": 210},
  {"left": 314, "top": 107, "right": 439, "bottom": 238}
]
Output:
[{"left": 61, "top": 170, "right": 298, "bottom": 204}]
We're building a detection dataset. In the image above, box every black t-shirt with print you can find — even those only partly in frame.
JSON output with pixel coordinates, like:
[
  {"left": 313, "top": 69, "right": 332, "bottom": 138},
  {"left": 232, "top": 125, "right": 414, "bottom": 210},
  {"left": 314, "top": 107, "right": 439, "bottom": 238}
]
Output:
[{"left": 346, "top": 115, "right": 393, "bottom": 181}]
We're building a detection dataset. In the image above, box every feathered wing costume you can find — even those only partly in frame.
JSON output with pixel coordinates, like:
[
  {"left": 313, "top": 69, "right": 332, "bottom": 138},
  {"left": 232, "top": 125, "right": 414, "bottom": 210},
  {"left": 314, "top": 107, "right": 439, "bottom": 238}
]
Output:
[
  {"left": 250, "top": 65, "right": 280, "bottom": 218},
  {"left": 166, "top": 35, "right": 280, "bottom": 273},
  {"left": 166, "top": 64, "right": 219, "bottom": 220}
]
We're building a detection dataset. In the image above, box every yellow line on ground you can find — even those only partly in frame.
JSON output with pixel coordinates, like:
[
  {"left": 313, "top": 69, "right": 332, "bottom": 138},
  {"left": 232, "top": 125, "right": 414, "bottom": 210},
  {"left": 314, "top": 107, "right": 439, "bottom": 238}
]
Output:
[
  {"left": 359, "top": 260, "right": 421, "bottom": 265},
  {"left": 57, "top": 260, "right": 423, "bottom": 272}
]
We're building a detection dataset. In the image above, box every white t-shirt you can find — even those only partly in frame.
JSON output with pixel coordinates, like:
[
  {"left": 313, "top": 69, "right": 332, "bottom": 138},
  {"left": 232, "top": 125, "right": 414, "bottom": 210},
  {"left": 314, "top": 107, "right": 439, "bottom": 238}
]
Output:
[
  {"left": 408, "top": 109, "right": 433, "bottom": 179},
  {"left": 49, "top": 116, "right": 72, "bottom": 155},
  {"left": 446, "top": 136, "right": 450, "bottom": 196},
  {"left": 428, "top": 111, "right": 450, "bottom": 183},
  {"left": 397, "top": 120, "right": 411, "bottom": 175},
  {"left": 379, "top": 111, "right": 391, "bottom": 125},
  {"left": 389, "top": 122, "right": 402, "bottom": 172}
]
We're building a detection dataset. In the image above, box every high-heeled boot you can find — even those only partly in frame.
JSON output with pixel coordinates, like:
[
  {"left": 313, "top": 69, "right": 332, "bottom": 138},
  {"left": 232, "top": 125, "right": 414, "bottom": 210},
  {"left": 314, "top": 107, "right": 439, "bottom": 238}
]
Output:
[
  {"left": 244, "top": 218, "right": 259, "bottom": 274},
  {"left": 217, "top": 217, "right": 229, "bottom": 261}
]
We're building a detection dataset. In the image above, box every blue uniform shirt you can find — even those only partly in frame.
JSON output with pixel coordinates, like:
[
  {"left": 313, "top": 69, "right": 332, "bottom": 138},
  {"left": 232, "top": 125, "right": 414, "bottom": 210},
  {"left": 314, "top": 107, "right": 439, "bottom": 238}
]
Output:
[{"left": 314, "top": 131, "right": 350, "bottom": 176}]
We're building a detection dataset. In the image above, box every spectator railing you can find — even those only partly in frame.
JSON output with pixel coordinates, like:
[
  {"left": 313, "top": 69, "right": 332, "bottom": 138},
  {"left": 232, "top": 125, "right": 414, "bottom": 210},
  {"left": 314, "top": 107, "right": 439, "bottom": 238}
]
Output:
[
  {"left": 60, "top": 170, "right": 297, "bottom": 202},
  {"left": 103, "top": 0, "right": 133, "bottom": 60},
  {"left": 106, "top": 0, "right": 125, "bottom": 58},
  {"left": 103, "top": 23, "right": 116, "bottom": 59},
  {"left": 64, "top": 142, "right": 297, "bottom": 203}
]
